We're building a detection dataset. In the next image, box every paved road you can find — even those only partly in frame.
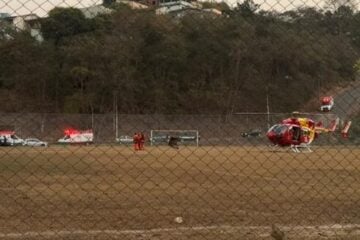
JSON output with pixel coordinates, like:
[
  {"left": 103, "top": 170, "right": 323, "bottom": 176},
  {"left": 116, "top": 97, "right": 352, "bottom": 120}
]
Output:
[{"left": 332, "top": 81, "right": 360, "bottom": 119}]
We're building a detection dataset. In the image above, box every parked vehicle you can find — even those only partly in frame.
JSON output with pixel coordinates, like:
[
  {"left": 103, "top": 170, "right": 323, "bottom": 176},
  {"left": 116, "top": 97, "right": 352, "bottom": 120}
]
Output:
[
  {"left": 320, "top": 96, "right": 334, "bottom": 112},
  {"left": 0, "top": 131, "right": 24, "bottom": 146},
  {"left": 23, "top": 138, "right": 48, "bottom": 147},
  {"left": 0, "top": 135, "right": 11, "bottom": 146},
  {"left": 116, "top": 135, "right": 133, "bottom": 144},
  {"left": 58, "top": 129, "right": 93, "bottom": 144}
]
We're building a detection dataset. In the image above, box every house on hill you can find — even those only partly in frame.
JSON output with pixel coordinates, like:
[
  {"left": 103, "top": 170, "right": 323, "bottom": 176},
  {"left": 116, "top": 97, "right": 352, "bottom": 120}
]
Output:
[
  {"left": 103, "top": 0, "right": 219, "bottom": 16},
  {"left": 79, "top": 5, "right": 113, "bottom": 18},
  {"left": 0, "top": 13, "right": 43, "bottom": 41},
  {"left": 155, "top": 0, "right": 222, "bottom": 17},
  {"left": 115, "top": 0, "right": 149, "bottom": 9}
]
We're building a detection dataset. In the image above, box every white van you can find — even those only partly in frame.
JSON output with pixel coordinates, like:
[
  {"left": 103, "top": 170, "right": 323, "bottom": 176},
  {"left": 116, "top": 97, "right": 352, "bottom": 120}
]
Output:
[
  {"left": 320, "top": 96, "right": 334, "bottom": 112},
  {"left": 57, "top": 129, "right": 93, "bottom": 144},
  {"left": 0, "top": 131, "right": 24, "bottom": 146}
]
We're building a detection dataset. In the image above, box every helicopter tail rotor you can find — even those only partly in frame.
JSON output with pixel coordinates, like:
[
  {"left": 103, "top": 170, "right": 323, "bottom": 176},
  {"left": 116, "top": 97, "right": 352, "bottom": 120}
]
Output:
[{"left": 341, "top": 121, "right": 352, "bottom": 138}]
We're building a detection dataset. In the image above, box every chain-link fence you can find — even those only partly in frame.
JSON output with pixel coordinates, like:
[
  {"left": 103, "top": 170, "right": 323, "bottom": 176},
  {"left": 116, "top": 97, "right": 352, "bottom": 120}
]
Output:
[{"left": 1, "top": 0, "right": 360, "bottom": 239}]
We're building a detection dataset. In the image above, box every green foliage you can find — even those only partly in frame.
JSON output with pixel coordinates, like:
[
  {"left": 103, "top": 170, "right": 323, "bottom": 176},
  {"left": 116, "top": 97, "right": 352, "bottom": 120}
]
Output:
[
  {"left": 324, "top": 0, "right": 356, "bottom": 12},
  {"left": 103, "top": 0, "right": 116, "bottom": 7},
  {"left": 354, "top": 59, "right": 360, "bottom": 74},
  {"left": 0, "top": 5, "right": 359, "bottom": 114},
  {"left": 41, "top": 7, "right": 95, "bottom": 44},
  {"left": 0, "top": 21, "right": 16, "bottom": 41},
  {"left": 347, "top": 114, "right": 360, "bottom": 144},
  {"left": 232, "top": 0, "right": 260, "bottom": 17},
  {"left": 0, "top": 34, "right": 57, "bottom": 111}
]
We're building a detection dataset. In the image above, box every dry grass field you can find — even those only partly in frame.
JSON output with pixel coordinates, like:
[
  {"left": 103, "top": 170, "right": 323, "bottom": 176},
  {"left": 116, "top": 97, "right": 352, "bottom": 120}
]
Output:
[{"left": 0, "top": 145, "right": 359, "bottom": 239}]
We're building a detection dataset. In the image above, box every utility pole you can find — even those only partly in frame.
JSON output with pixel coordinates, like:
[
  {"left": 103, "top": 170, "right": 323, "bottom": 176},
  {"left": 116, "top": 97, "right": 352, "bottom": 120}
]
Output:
[
  {"left": 113, "top": 92, "right": 119, "bottom": 141},
  {"left": 266, "top": 85, "right": 270, "bottom": 129}
]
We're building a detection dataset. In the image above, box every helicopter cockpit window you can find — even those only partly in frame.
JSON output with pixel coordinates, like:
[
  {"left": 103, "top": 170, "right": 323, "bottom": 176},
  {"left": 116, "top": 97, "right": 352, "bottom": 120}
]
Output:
[
  {"left": 270, "top": 125, "right": 288, "bottom": 135},
  {"left": 63, "top": 135, "right": 70, "bottom": 140}
]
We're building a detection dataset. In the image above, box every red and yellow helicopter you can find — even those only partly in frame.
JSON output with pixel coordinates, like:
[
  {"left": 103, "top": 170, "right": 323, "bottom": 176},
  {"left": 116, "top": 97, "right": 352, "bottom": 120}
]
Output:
[{"left": 266, "top": 113, "right": 351, "bottom": 152}]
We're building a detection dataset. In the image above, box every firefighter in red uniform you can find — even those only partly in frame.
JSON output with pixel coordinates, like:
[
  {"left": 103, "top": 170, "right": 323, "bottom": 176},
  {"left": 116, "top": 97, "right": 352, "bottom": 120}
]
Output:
[
  {"left": 133, "top": 132, "right": 140, "bottom": 151},
  {"left": 139, "top": 132, "right": 145, "bottom": 150}
]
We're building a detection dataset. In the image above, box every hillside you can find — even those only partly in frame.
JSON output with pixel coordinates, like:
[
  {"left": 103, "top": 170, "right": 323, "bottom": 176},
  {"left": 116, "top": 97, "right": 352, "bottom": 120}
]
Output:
[
  {"left": 304, "top": 81, "right": 360, "bottom": 116},
  {"left": 0, "top": 2, "right": 359, "bottom": 114},
  {"left": 302, "top": 80, "right": 360, "bottom": 142}
]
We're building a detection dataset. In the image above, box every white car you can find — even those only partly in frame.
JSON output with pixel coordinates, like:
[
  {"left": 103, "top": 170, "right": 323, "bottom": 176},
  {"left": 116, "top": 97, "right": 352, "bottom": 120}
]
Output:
[
  {"left": 23, "top": 138, "right": 48, "bottom": 147},
  {"left": 116, "top": 135, "right": 134, "bottom": 144}
]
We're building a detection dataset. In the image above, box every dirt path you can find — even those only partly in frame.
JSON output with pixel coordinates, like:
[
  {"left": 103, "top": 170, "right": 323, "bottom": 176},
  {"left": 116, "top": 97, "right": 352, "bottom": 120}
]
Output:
[{"left": 332, "top": 81, "right": 360, "bottom": 119}]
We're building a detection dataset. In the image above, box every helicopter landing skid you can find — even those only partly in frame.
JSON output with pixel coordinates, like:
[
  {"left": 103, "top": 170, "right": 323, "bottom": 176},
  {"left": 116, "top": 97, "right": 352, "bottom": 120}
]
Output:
[
  {"left": 268, "top": 145, "right": 288, "bottom": 153},
  {"left": 290, "top": 144, "right": 312, "bottom": 153}
]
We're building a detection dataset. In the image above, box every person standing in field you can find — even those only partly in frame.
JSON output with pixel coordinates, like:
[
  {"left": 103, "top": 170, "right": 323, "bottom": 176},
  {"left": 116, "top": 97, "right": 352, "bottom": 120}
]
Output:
[
  {"left": 168, "top": 136, "right": 179, "bottom": 149},
  {"left": 133, "top": 132, "right": 140, "bottom": 151},
  {"left": 139, "top": 132, "right": 145, "bottom": 150}
]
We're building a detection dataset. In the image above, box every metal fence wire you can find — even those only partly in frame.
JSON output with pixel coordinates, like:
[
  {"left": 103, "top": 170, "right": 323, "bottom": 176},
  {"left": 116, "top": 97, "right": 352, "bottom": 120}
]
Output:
[{"left": 1, "top": 0, "right": 360, "bottom": 239}]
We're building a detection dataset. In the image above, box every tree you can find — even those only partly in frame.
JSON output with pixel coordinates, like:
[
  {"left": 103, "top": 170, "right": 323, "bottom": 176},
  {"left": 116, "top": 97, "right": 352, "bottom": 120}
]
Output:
[
  {"left": 41, "top": 7, "right": 94, "bottom": 44},
  {"left": 233, "top": 0, "right": 260, "bottom": 18},
  {"left": 0, "top": 3, "right": 359, "bottom": 114},
  {"left": 350, "top": 114, "right": 360, "bottom": 144},
  {"left": 103, "top": 0, "right": 116, "bottom": 6},
  {"left": 0, "top": 33, "right": 57, "bottom": 112},
  {"left": 0, "top": 21, "right": 16, "bottom": 41},
  {"left": 324, "top": 0, "right": 356, "bottom": 12}
]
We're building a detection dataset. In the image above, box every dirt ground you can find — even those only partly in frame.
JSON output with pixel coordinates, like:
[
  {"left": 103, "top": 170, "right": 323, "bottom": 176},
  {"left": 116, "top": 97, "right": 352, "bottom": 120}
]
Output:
[{"left": 0, "top": 145, "right": 359, "bottom": 239}]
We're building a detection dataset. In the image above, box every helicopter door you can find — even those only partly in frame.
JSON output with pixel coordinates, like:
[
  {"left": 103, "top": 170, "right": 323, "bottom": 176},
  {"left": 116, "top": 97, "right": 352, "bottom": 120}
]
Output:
[
  {"left": 301, "top": 129, "right": 311, "bottom": 143},
  {"left": 292, "top": 126, "right": 301, "bottom": 141}
]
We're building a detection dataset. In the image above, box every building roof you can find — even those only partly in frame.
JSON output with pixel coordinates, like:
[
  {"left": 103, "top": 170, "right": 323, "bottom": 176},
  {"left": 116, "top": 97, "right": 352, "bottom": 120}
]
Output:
[
  {"left": 0, "top": 13, "right": 40, "bottom": 21},
  {"left": 80, "top": 5, "right": 113, "bottom": 18},
  {"left": 116, "top": 0, "right": 149, "bottom": 9},
  {"left": 0, "top": 13, "right": 11, "bottom": 19},
  {"left": 156, "top": 0, "right": 221, "bottom": 16},
  {"left": 156, "top": 1, "right": 198, "bottom": 14}
]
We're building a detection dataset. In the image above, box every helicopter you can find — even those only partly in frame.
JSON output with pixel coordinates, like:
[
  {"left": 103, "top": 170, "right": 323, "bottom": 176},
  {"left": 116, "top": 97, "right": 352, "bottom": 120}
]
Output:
[{"left": 266, "top": 113, "right": 351, "bottom": 152}]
